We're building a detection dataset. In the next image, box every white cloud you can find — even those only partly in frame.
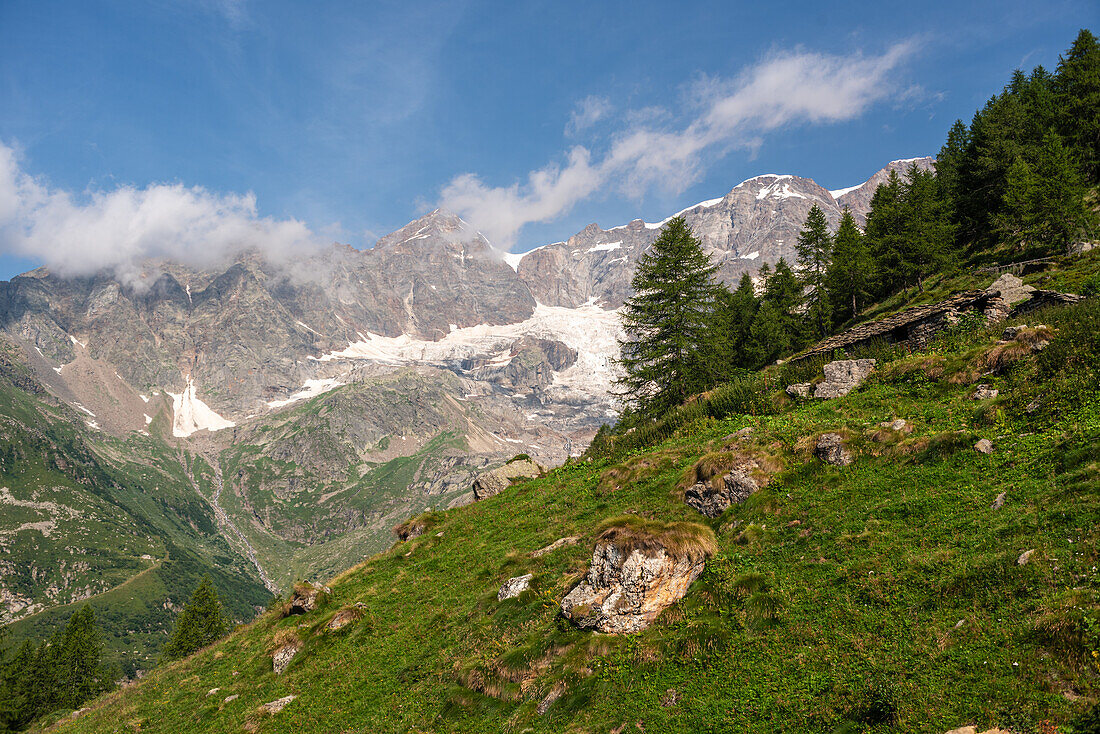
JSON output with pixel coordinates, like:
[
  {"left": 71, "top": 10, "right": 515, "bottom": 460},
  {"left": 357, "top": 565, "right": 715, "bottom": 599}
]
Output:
[
  {"left": 440, "top": 42, "right": 917, "bottom": 247},
  {"left": 566, "top": 95, "right": 613, "bottom": 136},
  {"left": 0, "top": 142, "right": 320, "bottom": 285}
]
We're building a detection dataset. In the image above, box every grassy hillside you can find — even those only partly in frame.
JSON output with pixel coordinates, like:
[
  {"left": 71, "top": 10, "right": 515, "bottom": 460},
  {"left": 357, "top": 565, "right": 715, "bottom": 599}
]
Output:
[{"left": 49, "top": 281, "right": 1099, "bottom": 732}]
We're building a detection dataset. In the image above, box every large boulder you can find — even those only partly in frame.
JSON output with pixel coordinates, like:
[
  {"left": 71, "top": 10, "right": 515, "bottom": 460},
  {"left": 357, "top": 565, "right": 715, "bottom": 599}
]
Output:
[
  {"left": 288, "top": 582, "right": 329, "bottom": 615},
  {"left": 986, "top": 273, "right": 1036, "bottom": 305},
  {"left": 813, "top": 359, "right": 876, "bottom": 399},
  {"left": 684, "top": 463, "right": 760, "bottom": 518},
  {"left": 560, "top": 520, "right": 714, "bottom": 634},
  {"left": 272, "top": 642, "right": 300, "bottom": 674},
  {"left": 472, "top": 458, "right": 544, "bottom": 501}
]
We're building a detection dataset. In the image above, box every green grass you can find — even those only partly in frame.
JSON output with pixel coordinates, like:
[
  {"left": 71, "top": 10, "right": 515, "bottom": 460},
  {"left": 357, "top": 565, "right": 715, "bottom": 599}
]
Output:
[{"left": 49, "top": 297, "right": 1100, "bottom": 733}]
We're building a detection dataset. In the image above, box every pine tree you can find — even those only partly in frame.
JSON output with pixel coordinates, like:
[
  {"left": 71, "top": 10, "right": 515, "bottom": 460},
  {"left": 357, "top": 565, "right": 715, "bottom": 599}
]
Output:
[
  {"left": 864, "top": 171, "right": 905, "bottom": 297},
  {"left": 162, "top": 577, "right": 230, "bottom": 662},
  {"left": 53, "top": 606, "right": 109, "bottom": 710},
  {"left": 1031, "top": 131, "right": 1096, "bottom": 251},
  {"left": 827, "top": 208, "right": 874, "bottom": 323},
  {"left": 795, "top": 204, "right": 833, "bottom": 339},
  {"left": 615, "top": 216, "right": 723, "bottom": 418},
  {"left": 742, "top": 301, "right": 789, "bottom": 369},
  {"left": 897, "top": 166, "right": 955, "bottom": 291},
  {"left": 1054, "top": 29, "right": 1100, "bottom": 182}
]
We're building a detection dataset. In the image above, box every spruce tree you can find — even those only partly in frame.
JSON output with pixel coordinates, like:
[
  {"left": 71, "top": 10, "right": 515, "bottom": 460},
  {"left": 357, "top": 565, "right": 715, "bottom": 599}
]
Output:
[
  {"left": 795, "top": 204, "right": 833, "bottom": 340},
  {"left": 864, "top": 171, "right": 905, "bottom": 297},
  {"left": 727, "top": 273, "right": 760, "bottom": 367},
  {"left": 827, "top": 208, "right": 874, "bottom": 323},
  {"left": 1054, "top": 29, "right": 1100, "bottom": 181},
  {"left": 897, "top": 166, "right": 955, "bottom": 291},
  {"left": 162, "top": 576, "right": 230, "bottom": 661},
  {"left": 743, "top": 301, "right": 788, "bottom": 369},
  {"left": 615, "top": 216, "right": 722, "bottom": 418},
  {"left": 763, "top": 258, "right": 804, "bottom": 349},
  {"left": 53, "top": 606, "right": 109, "bottom": 710},
  {"left": 1031, "top": 131, "right": 1096, "bottom": 251}
]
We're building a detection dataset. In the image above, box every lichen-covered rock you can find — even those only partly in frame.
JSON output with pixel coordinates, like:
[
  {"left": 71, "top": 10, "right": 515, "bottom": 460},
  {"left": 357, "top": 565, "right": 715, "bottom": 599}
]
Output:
[
  {"left": 973, "top": 384, "right": 999, "bottom": 400},
  {"left": 497, "top": 573, "right": 533, "bottom": 601},
  {"left": 685, "top": 464, "right": 760, "bottom": 518},
  {"left": 974, "top": 438, "right": 993, "bottom": 455},
  {"left": 815, "top": 433, "right": 852, "bottom": 466},
  {"left": 288, "top": 582, "right": 329, "bottom": 615},
  {"left": 272, "top": 643, "right": 300, "bottom": 674},
  {"left": 786, "top": 382, "right": 812, "bottom": 399},
  {"left": 561, "top": 538, "right": 708, "bottom": 634},
  {"left": 986, "top": 273, "right": 1036, "bottom": 304},
  {"left": 531, "top": 536, "right": 580, "bottom": 557},
  {"left": 813, "top": 359, "right": 876, "bottom": 398},
  {"left": 472, "top": 458, "right": 543, "bottom": 501},
  {"left": 259, "top": 695, "right": 296, "bottom": 715}
]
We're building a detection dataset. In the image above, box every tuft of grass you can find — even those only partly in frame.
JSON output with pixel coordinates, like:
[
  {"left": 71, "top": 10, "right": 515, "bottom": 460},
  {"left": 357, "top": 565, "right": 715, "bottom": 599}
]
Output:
[{"left": 594, "top": 516, "right": 717, "bottom": 563}]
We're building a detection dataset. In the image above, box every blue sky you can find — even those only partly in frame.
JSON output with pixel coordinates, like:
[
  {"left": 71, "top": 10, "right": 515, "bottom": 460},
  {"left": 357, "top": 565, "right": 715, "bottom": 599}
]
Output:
[{"left": 0, "top": 0, "right": 1094, "bottom": 280}]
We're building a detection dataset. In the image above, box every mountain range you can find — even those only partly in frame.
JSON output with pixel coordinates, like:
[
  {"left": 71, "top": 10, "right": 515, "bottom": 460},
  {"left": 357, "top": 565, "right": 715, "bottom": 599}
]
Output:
[{"left": 0, "top": 155, "right": 932, "bottom": 667}]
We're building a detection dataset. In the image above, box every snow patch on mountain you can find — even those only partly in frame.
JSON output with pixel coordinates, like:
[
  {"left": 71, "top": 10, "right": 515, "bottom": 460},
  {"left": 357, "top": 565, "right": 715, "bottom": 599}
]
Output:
[
  {"left": 756, "top": 180, "right": 807, "bottom": 201},
  {"left": 267, "top": 378, "right": 345, "bottom": 409},
  {"left": 167, "top": 379, "right": 236, "bottom": 438},
  {"left": 317, "top": 304, "right": 623, "bottom": 400},
  {"left": 828, "top": 183, "right": 863, "bottom": 199}
]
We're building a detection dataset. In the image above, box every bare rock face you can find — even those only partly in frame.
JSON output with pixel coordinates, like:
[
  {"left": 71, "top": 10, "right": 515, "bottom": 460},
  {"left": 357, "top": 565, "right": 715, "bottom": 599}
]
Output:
[
  {"left": 471, "top": 458, "right": 543, "bottom": 501},
  {"left": 272, "top": 643, "right": 300, "bottom": 674},
  {"left": 497, "top": 573, "right": 533, "bottom": 601},
  {"left": 685, "top": 464, "right": 760, "bottom": 518},
  {"left": 815, "top": 433, "right": 852, "bottom": 466},
  {"left": 813, "top": 359, "right": 876, "bottom": 399},
  {"left": 288, "top": 582, "right": 328, "bottom": 615},
  {"left": 561, "top": 542, "right": 706, "bottom": 634}
]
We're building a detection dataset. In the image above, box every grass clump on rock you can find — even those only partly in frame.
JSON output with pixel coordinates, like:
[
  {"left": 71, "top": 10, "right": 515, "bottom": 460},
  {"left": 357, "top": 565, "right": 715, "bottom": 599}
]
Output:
[{"left": 594, "top": 515, "right": 717, "bottom": 562}]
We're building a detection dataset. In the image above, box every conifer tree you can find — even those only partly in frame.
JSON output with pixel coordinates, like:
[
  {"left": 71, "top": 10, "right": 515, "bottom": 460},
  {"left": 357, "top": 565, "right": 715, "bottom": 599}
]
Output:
[
  {"left": 827, "top": 208, "right": 874, "bottom": 322},
  {"left": 762, "top": 258, "right": 804, "bottom": 349},
  {"left": 1054, "top": 29, "right": 1100, "bottom": 181},
  {"left": 615, "top": 216, "right": 722, "bottom": 417},
  {"left": 52, "top": 606, "right": 109, "bottom": 710},
  {"left": 795, "top": 204, "right": 833, "bottom": 339},
  {"left": 743, "top": 301, "right": 788, "bottom": 369},
  {"left": 897, "top": 166, "right": 955, "bottom": 291},
  {"left": 162, "top": 576, "right": 230, "bottom": 662}
]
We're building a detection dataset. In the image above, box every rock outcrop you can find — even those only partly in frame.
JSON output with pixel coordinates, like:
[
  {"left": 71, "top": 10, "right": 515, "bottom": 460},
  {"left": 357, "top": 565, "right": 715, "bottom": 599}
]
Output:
[
  {"left": 560, "top": 522, "right": 713, "bottom": 634},
  {"left": 813, "top": 359, "right": 876, "bottom": 398},
  {"left": 986, "top": 273, "right": 1036, "bottom": 304},
  {"left": 815, "top": 433, "right": 852, "bottom": 466},
  {"left": 288, "top": 582, "right": 328, "bottom": 615},
  {"left": 685, "top": 463, "right": 761, "bottom": 517},
  {"left": 272, "top": 642, "right": 300, "bottom": 674},
  {"left": 497, "top": 574, "right": 533, "bottom": 601},
  {"left": 471, "top": 458, "right": 544, "bottom": 501}
]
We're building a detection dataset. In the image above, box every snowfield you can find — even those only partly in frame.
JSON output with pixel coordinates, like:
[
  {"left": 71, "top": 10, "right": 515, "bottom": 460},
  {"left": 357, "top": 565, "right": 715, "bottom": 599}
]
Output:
[
  {"left": 316, "top": 303, "right": 624, "bottom": 400},
  {"left": 167, "top": 379, "right": 236, "bottom": 437}
]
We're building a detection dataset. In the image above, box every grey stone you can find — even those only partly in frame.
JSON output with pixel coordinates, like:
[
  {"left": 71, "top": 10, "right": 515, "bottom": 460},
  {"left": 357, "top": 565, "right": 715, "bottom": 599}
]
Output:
[
  {"left": 272, "top": 643, "right": 300, "bottom": 674},
  {"left": 259, "top": 695, "right": 296, "bottom": 715},
  {"left": 561, "top": 541, "right": 707, "bottom": 634},
  {"left": 288, "top": 583, "right": 328, "bottom": 615},
  {"left": 472, "top": 458, "right": 543, "bottom": 501},
  {"left": 974, "top": 439, "right": 994, "bottom": 455},
  {"left": 786, "top": 382, "right": 812, "bottom": 399},
  {"left": 986, "top": 273, "right": 1035, "bottom": 305},
  {"left": 814, "top": 433, "right": 852, "bottom": 466},
  {"left": 531, "top": 536, "right": 580, "bottom": 558},
  {"left": 1068, "top": 240, "right": 1094, "bottom": 256},
  {"left": 991, "top": 492, "right": 1006, "bottom": 510},
  {"left": 497, "top": 574, "right": 534, "bottom": 601},
  {"left": 223, "top": 694, "right": 239, "bottom": 703},
  {"left": 973, "top": 384, "right": 999, "bottom": 400},
  {"left": 1017, "top": 549, "right": 1034, "bottom": 566},
  {"left": 813, "top": 359, "right": 876, "bottom": 399},
  {"left": 879, "top": 419, "right": 908, "bottom": 431},
  {"left": 537, "top": 684, "right": 565, "bottom": 715},
  {"left": 685, "top": 464, "right": 759, "bottom": 517}
]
